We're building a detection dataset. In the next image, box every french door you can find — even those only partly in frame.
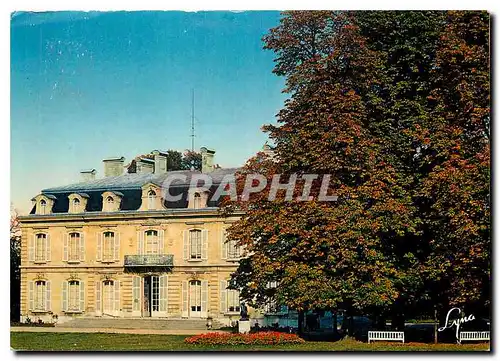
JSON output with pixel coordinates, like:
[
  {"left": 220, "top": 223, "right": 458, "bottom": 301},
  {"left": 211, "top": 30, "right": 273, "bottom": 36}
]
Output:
[{"left": 189, "top": 280, "right": 202, "bottom": 317}]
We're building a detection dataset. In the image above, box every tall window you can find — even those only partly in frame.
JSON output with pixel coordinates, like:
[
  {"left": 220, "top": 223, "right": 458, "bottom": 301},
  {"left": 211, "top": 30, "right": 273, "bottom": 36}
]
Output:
[
  {"left": 103, "top": 232, "right": 114, "bottom": 261},
  {"left": 68, "top": 232, "right": 80, "bottom": 261},
  {"left": 227, "top": 239, "right": 241, "bottom": 260},
  {"left": 145, "top": 230, "right": 159, "bottom": 255},
  {"left": 34, "top": 281, "right": 46, "bottom": 311},
  {"left": 35, "top": 234, "right": 46, "bottom": 262},
  {"left": 39, "top": 200, "right": 46, "bottom": 215},
  {"left": 147, "top": 190, "right": 156, "bottom": 210},
  {"left": 193, "top": 193, "right": 201, "bottom": 209},
  {"left": 227, "top": 289, "right": 241, "bottom": 313},
  {"left": 71, "top": 198, "right": 80, "bottom": 213},
  {"left": 189, "top": 230, "right": 202, "bottom": 259},
  {"left": 68, "top": 280, "right": 80, "bottom": 311}
]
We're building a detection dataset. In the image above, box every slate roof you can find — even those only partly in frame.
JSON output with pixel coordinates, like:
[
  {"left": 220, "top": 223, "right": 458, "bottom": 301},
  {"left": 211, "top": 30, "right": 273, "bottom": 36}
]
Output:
[{"left": 31, "top": 168, "right": 240, "bottom": 215}]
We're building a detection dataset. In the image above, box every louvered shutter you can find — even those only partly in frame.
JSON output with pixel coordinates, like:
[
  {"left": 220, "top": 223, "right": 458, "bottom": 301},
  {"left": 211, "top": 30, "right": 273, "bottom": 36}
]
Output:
[
  {"left": 114, "top": 232, "right": 120, "bottom": 261},
  {"left": 221, "top": 230, "right": 227, "bottom": 260},
  {"left": 80, "top": 281, "right": 85, "bottom": 312},
  {"left": 28, "top": 281, "right": 34, "bottom": 310},
  {"left": 220, "top": 280, "right": 227, "bottom": 314},
  {"left": 96, "top": 232, "right": 102, "bottom": 261},
  {"left": 132, "top": 276, "right": 141, "bottom": 312},
  {"left": 61, "top": 281, "right": 68, "bottom": 311},
  {"left": 45, "top": 234, "right": 51, "bottom": 262},
  {"left": 95, "top": 281, "right": 101, "bottom": 314},
  {"left": 80, "top": 233, "right": 85, "bottom": 261},
  {"left": 45, "top": 281, "right": 51, "bottom": 311},
  {"left": 114, "top": 280, "right": 120, "bottom": 314},
  {"left": 182, "top": 281, "right": 188, "bottom": 317},
  {"left": 183, "top": 230, "right": 189, "bottom": 260},
  {"left": 202, "top": 230, "right": 208, "bottom": 260},
  {"left": 160, "top": 275, "right": 168, "bottom": 313},
  {"left": 159, "top": 230, "right": 165, "bottom": 254},
  {"left": 28, "top": 235, "right": 35, "bottom": 262},
  {"left": 138, "top": 231, "right": 144, "bottom": 255},
  {"left": 201, "top": 280, "right": 208, "bottom": 317},
  {"left": 63, "top": 233, "right": 68, "bottom": 261}
]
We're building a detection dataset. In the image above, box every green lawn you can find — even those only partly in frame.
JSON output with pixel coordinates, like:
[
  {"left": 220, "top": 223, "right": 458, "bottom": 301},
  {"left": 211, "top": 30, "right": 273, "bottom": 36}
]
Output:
[{"left": 10, "top": 332, "right": 490, "bottom": 352}]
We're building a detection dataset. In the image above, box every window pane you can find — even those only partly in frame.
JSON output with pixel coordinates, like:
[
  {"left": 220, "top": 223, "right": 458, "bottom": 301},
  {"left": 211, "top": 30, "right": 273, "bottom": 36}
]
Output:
[
  {"left": 35, "top": 234, "right": 46, "bottom": 261},
  {"left": 69, "top": 233, "right": 80, "bottom": 261},
  {"left": 103, "top": 232, "right": 114, "bottom": 261},
  {"left": 35, "top": 281, "right": 46, "bottom": 310},
  {"left": 190, "top": 230, "right": 201, "bottom": 259}
]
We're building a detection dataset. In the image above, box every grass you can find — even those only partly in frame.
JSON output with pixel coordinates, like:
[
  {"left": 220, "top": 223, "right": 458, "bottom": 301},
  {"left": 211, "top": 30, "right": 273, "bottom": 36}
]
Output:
[{"left": 11, "top": 332, "right": 490, "bottom": 352}]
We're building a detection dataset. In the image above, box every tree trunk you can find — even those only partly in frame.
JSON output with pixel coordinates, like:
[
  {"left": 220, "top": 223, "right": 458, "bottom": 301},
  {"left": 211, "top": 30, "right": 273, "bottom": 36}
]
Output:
[
  {"left": 333, "top": 311, "right": 338, "bottom": 334},
  {"left": 298, "top": 310, "right": 305, "bottom": 336}
]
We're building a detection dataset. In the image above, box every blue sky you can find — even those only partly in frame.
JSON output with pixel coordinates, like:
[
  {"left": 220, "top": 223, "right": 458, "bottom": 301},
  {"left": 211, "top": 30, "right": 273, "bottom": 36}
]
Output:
[{"left": 11, "top": 11, "right": 285, "bottom": 214}]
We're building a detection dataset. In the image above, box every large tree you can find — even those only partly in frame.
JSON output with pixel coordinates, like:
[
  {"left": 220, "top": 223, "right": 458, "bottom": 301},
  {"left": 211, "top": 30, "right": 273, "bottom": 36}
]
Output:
[{"left": 223, "top": 10, "right": 490, "bottom": 333}]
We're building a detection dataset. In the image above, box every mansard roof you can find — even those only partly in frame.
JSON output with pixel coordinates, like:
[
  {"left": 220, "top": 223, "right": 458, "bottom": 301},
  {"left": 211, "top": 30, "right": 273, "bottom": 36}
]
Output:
[{"left": 30, "top": 168, "right": 239, "bottom": 214}]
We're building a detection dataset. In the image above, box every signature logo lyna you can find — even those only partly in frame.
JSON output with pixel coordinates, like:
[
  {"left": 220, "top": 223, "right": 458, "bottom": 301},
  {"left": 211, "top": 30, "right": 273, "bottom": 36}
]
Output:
[{"left": 438, "top": 307, "right": 475, "bottom": 340}]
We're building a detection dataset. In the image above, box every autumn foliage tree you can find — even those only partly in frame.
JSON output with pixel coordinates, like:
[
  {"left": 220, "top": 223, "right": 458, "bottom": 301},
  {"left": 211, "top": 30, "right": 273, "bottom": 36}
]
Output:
[{"left": 222, "top": 10, "right": 490, "bottom": 332}]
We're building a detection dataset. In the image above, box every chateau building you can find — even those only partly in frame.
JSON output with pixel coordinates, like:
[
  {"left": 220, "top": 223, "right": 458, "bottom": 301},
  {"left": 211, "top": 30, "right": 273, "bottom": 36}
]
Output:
[{"left": 18, "top": 148, "right": 251, "bottom": 325}]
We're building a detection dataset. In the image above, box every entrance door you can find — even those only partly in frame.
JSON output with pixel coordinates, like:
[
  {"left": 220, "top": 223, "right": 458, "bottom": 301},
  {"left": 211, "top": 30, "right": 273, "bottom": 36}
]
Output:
[
  {"left": 142, "top": 276, "right": 161, "bottom": 317},
  {"left": 103, "top": 280, "right": 114, "bottom": 314},
  {"left": 189, "top": 280, "right": 202, "bottom": 318}
]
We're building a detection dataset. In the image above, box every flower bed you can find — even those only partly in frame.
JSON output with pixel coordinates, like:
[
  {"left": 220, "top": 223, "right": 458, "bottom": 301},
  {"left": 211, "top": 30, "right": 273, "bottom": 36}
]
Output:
[{"left": 185, "top": 332, "right": 305, "bottom": 345}]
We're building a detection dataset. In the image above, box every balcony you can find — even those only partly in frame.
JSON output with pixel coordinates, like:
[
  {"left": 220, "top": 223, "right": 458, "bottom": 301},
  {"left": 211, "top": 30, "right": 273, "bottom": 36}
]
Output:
[{"left": 124, "top": 254, "right": 174, "bottom": 267}]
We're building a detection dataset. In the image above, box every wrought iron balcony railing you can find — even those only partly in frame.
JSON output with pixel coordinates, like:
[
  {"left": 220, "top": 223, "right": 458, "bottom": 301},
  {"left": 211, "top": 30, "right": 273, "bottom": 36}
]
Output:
[{"left": 124, "top": 254, "right": 174, "bottom": 267}]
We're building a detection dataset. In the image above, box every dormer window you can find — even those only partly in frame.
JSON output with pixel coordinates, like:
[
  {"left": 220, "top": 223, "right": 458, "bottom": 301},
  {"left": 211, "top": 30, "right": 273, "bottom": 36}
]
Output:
[
  {"left": 188, "top": 189, "right": 208, "bottom": 210},
  {"left": 101, "top": 191, "right": 123, "bottom": 212},
  {"left": 147, "top": 190, "right": 156, "bottom": 210},
  {"left": 140, "top": 183, "right": 163, "bottom": 211},
  {"left": 32, "top": 194, "right": 56, "bottom": 215},
  {"left": 67, "top": 193, "right": 89, "bottom": 214},
  {"left": 39, "top": 200, "right": 46, "bottom": 215},
  {"left": 71, "top": 199, "right": 80, "bottom": 213},
  {"left": 193, "top": 193, "right": 201, "bottom": 210}
]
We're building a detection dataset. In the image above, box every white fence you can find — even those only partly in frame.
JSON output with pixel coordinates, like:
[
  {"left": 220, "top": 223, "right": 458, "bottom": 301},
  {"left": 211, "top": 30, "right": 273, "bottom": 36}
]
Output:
[
  {"left": 459, "top": 331, "right": 490, "bottom": 343},
  {"left": 368, "top": 331, "right": 404, "bottom": 343}
]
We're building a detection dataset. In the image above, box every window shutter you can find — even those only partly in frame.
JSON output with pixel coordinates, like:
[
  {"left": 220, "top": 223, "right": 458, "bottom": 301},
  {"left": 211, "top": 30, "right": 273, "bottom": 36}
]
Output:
[
  {"left": 96, "top": 232, "right": 102, "bottom": 261},
  {"left": 202, "top": 230, "right": 208, "bottom": 260},
  {"left": 220, "top": 280, "right": 227, "bottom": 314},
  {"left": 159, "top": 230, "right": 165, "bottom": 254},
  {"left": 63, "top": 233, "right": 68, "bottom": 261},
  {"left": 201, "top": 280, "right": 208, "bottom": 317},
  {"left": 80, "top": 233, "right": 85, "bottom": 261},
  {"left": 114, "top": 232, "right": 120, "bottom": 261},
  {"left": 95, "top": 281, "right": 101, "bottom": 313},
  {"left": 28, "top": 235, "right": 35, "bottom": 262},
  {"left": 182, "top": 281, "right": 188, "bottom": 317},
  {"left": 45, "top": 234, "right": 51, "bottom": 262},
  {"left": 45, "top": 281, "right": 51, "bottom": 311},
  {"left": 159, "top": 275, "right": 167, "bottom": 313},
  {"left": 138, "top": 231, "right": 144, "bottom": 255},
  {"left": 62, "top": 281, "right": 68, "bottom": 311},
  {"left": 80, "top": 281, "right": 85, "bottom": 312},
  {"left": 132, "top": 276, "right": 141, "bottom": 312},
  {"left": 183, "top": 231, "right": 188, "bottom": 260},
  {"left": 114, "top": 280, "right": 120, "bottom": 313},
  {"left": 221, "top": 230, "right": 227, "bottom": 260},
  {"left": 28, "top": 281, "right": 34, "bottom": 310}
]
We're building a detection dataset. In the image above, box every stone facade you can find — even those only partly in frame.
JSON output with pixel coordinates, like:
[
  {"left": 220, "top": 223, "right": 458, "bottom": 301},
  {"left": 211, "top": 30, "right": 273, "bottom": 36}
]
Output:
[{"left": 19, "top": 149, "right": 261, "bottom": 326}]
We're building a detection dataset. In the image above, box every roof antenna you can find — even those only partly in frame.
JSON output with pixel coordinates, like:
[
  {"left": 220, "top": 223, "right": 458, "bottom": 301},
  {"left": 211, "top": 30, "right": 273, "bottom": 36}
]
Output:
[
  {"left": 190, "top": 89, "right": 195, "bottom": 171},
  {"left": 191, "top": 89, "right": 195, "bottom": 153}
]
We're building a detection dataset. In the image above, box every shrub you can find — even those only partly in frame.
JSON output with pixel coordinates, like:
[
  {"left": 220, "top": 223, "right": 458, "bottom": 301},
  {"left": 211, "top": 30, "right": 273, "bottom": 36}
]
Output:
[{"left": 185, "top": 332, "right": 305, "bottom": 346}]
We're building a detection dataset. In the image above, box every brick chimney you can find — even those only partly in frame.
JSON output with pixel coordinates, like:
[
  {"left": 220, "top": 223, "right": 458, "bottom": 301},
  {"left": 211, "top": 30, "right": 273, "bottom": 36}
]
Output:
[
  {"left": 152, "top": 150, "right": 168, "bottom": 174},
  {"left": 103, "top": 157, "right": 125, "bottom": 177},
  {"left": 80, "top": 169, "right": 96, "bottom": 182},
  {"left": 136, "top": 158, "right": 155, "bottom": 174},
  {"left": 200, "top": 147, "right": 216, "bottom": 173}
]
